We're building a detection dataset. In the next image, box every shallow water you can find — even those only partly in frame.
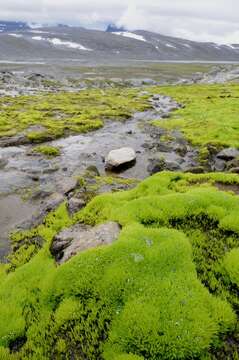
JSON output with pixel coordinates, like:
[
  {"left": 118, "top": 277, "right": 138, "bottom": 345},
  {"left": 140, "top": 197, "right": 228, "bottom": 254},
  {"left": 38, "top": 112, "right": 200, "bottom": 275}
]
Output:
[{"left": 0, "top": 195, "right": 37, "bottom": 261}]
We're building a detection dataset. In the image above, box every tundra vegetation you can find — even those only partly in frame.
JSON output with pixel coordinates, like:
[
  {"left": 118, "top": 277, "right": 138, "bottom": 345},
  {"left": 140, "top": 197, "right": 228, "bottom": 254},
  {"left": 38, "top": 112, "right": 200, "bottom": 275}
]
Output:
[
  {"left": 0, "top": 89, "right": 151, "bottom": 142},
  {"left": 0, "top": 83, "right": 239, "bottom": 359}
]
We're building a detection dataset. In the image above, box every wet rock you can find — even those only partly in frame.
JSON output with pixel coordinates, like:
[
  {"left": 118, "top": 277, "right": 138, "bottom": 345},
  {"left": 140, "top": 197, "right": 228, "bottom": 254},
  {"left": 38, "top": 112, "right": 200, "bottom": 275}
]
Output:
[
  {"left": 161, "top": 113, "right": 170, "bottom": 119},
  {"left": 129, "top": 78, "right": 156, "bottom": 87},
  {"left": 126, "top": 130, "right": 133, "bottom": 135},
  {"left": 27, "top": 73, "right": 46, "bottom": 82},
  {"left": 105, "top": 147, "right": 136, "bottom": 170},
  {"left": 216, "top": 148, "right": 239, "bottom": 161},
  {"left": 17, "top": 193, "right": 64, "bottom": 230},
  {"left": 0, "top": 134, "right": 28, "bottom": 147},
  {"left": 173, "top": 144, "right": 188, "bottom": 157},
  {"left": 164, "top": 161, "right": 182, "bottom": 171},
  {"left": 213, "top": 159, "right": 226, "bottom": 172},
  {"left": 29, "top": 174, "right": 40, "bottom": 182},
  {"left": 155, "top": 143, "right": 174, "bottom": 152},
  {"left": 147, "top": 158, "right": 166, "bottom": 174},
  {"left": 184, "top": 166, "right": 206, "bottom": 174},
  {"left": 152, "top": 95, "right": 160, "bottom": 101},
  {"left": 142, "top": 78, "right": 157, "bottom": 85},
  {"left": 67, "top": 197, "right": 86, "bottom": 215},
  {"left": 0, "top": 157, "right": 8, "bottom": 169},
  {"left": 57, "top": 177, "right": 78, "bottom": 195},
  {"left": 42, "top": 165, "right": 59, "bottom": 174},
  {"left": 31, "top": 189, "right": 53, "bottom": 201},
  {"left": 85, "top": 165, "right": 100, "bottom": 177},
  {"left": 44, "top": 193, "right": 65, "bottom": 212},
  {"left": 51, "top": 222, "right": 121, "bottom": 263},
  {"left": 148, "top": 156, "right": 184, "bottom": 174},
  {"left": 226, "top": 158, "right": 239, "bottom": 171},
  {"left": 229, "top": 167, "right": 239, "bottom": 174}
]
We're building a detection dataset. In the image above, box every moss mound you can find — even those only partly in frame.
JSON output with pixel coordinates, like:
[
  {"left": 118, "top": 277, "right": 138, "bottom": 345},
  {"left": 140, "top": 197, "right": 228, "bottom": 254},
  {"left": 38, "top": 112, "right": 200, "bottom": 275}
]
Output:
[
  {"left": 0, "top": 172, "right": 239, "bottom": 359},
  {"left": 151, "top": 83, "right": 239, "bottom": 149},
  {"left": 32, "top": 145, "right": 60, "bottom": 157},
  {"left": 0, "top": 89, "right": 151, "bottom": 142}
]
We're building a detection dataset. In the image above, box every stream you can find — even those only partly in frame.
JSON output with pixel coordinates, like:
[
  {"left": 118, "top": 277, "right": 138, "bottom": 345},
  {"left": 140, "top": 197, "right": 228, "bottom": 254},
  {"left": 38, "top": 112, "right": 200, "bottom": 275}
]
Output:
[{"left": 0, "top": 95, "right": 198, "bottom": 260}]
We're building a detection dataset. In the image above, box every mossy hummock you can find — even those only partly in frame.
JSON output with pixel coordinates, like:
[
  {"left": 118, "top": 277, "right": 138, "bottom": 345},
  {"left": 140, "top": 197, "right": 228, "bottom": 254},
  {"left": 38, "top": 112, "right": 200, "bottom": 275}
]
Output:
[
  {"left": 152, "top": 83, "right": 239, "bottom": 149},
  {"left": 0, "top": 89, "right": 151, "bottom": 143},
  {"left": 0, "top": 172, "right": 239, "bottom": 359}
]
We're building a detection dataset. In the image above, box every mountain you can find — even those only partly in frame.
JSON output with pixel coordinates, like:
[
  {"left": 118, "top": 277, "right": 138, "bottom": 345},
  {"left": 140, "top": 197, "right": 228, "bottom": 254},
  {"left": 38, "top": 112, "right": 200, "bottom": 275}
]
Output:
[
  {"left": 0, "top": 23, "right": 238, "bottom": 64},
  {"left": 106, "top": 24, "right": 126, "bottom": 33},
  {"left": 0, "top": 21, "right": 30, "bottom": 33}
]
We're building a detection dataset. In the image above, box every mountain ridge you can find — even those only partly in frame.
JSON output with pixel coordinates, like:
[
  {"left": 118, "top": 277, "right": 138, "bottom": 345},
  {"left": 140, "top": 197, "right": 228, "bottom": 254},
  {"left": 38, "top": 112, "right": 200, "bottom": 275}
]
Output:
[{"left": 0, "top": 21, "right": 238, "bottom": 63}]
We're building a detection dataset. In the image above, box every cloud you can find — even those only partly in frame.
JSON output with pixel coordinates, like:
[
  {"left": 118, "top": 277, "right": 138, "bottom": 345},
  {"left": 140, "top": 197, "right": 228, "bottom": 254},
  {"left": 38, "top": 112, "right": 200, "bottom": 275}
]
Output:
[{"left": 0, "top": 0, "right": 238, "bottom": 44}]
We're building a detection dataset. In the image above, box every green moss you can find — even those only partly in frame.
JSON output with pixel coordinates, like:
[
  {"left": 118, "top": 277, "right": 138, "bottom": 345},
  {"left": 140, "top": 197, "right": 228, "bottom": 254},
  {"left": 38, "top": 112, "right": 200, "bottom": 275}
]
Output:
[
  {"left": 151, "top": 83, "right": 239, "bottom": 149},
  {"left": 0, "top": 172, "right": 239, "bottom": 358},
  {"left": 2, "top": 83, "right": 239, "bottom": 151},
  {"left": 199, "top": 146, "right": 210, "bottom": 165},
  {"left": 221, "top": 249, "right": 239, "bottom": 286},
  {"left": 26, "top": 130, "right": 57, "bottom": 143},
  {"left": 32, "top": 145, "right": 60, "bottom": 157},
  {"left": 0, "top": 88, "right": 151, "bottom": 143},
  {"left": 95, "top": 176, "right": 139, "bottom": 187}
]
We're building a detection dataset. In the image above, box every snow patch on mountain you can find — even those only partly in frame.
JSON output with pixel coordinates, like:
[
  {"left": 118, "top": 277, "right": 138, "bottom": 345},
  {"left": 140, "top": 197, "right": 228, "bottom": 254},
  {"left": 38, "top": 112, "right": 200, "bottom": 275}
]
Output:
[
  {"left": 28, "top": 23, "right": 43, "bottom": 29},
  {"left": 9, "top": 33, "right": 23, "bottom": 38},
  {"left": 113, "top": 32, "right": 146, "bottom": 42},
  {"left": 31, "top": 36, "right": 92, "bottom": 51},
  {"left": 166, "top": 43, "right": 177, "bottom": 49},
  {"left": 30, "top": 30, "right": 51, "bottom": 34},
  {"left": 226, "top": 44, "right": 239, "bottom": 50},
  {"left": 183, "top": 43, "right": 192, "bottom": 48}
]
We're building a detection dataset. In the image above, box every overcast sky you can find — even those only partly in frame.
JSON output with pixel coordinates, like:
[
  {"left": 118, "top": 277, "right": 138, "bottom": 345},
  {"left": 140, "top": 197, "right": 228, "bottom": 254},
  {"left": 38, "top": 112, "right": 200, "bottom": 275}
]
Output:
[{"left": 1, "top": 0, "right": 238, "bottom": 44}]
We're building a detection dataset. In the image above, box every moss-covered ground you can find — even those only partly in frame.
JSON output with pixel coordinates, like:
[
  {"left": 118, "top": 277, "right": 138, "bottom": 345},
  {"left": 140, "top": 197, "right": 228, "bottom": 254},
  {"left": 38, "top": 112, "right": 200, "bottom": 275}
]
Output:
[
  {"left": 31, "top": 145, "right": 60, "bottom": 157},
  {"left": 1, "top": 83, "right": 239, "bottom": 152},
  {"left": 151, "top": 83, "right": 239, "bottom": 149},
  {"left": 0, "top": 172, "right": 239, "bottom": 359},
  {"left": 0, "top": 88, "right": 151, "bottom": 142},
  {"left": 1, "top": 83, "right": 239, "bottom": 358}
]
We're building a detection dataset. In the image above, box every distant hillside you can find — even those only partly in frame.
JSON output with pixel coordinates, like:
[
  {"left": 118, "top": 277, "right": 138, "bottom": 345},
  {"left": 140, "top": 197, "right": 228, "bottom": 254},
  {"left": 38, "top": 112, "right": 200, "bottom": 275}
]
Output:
[{"left": 0, "top": 23, "right": 238, "bottom": 63}]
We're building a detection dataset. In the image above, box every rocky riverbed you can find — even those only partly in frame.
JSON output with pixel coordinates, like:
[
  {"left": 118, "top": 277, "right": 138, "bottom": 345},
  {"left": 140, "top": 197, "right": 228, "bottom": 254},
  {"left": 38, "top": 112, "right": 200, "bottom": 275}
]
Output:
[{"left": 0, "top": 63, "right": 239, "bottom": 97}]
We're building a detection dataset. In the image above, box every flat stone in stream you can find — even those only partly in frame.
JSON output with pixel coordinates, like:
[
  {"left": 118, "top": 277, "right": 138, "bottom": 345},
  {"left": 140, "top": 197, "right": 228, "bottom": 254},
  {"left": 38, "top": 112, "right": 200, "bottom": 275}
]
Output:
[{"left": 105, "top": 147, "right": 136, "bottom": 171}]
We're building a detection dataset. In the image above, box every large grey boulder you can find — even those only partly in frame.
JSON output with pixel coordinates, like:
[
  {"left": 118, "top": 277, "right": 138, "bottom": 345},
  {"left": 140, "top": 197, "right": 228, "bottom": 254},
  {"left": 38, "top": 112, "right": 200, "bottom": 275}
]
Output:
[
  {"left": 216, "top": 148, "right": 239, "bottom": 161},
  {"left": 51, "top": 222, "right": 121, "bottom": 263},
  {"left": 105, "top": 147, "right": 136, "bottom": 170}
]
